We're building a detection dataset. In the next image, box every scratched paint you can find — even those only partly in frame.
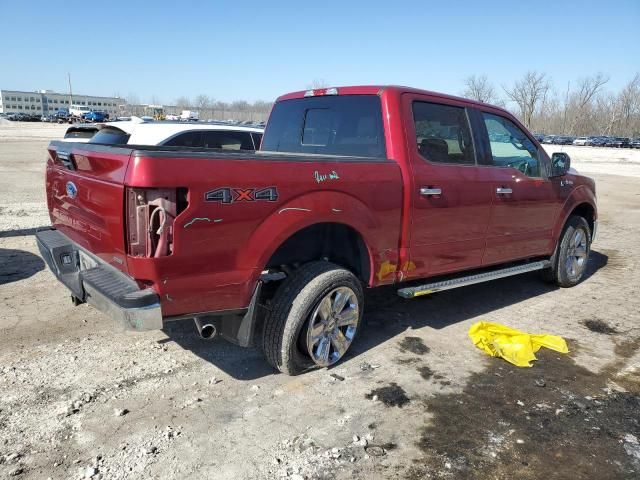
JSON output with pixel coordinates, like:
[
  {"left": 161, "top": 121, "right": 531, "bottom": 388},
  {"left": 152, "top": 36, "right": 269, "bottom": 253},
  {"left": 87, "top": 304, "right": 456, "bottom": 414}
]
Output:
[
  {"left": 183, "top": 217, "right": 222, "bottom": 228},
  {"left": 278, "top": 208, "right": 311, "bottom": 214},
  {"left": 314, "top": 170, "right": 340, "bottom": 184}
]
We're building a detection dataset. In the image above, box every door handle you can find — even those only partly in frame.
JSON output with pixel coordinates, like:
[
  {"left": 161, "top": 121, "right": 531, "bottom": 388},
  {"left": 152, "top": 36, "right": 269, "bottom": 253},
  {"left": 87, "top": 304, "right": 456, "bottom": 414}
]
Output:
[
  {"left": 496, "top": 187, "right": 513, "bottom": 195},
  {"left": 420, "top": 187, "right": 442, "bottom": 196}
]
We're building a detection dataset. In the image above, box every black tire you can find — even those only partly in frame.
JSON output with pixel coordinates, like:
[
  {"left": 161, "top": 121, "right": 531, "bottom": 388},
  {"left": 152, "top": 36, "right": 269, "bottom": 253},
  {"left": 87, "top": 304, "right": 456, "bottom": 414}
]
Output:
[
  {"left": 541, "top": 215, "right": 591, "bottom": 287},
  {"left": 261, "top": 261, "right": 364, "bottom": 375}
]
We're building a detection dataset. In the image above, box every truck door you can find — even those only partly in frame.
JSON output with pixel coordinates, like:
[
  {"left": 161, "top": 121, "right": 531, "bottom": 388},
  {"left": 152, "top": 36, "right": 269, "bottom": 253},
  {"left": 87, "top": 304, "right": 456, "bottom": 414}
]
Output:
[
  {"left": 471, "top": 109, "right": 565, "bottom": 265},
  {"left": 402, "top": 94, "right": 493, "bottom": 279}
]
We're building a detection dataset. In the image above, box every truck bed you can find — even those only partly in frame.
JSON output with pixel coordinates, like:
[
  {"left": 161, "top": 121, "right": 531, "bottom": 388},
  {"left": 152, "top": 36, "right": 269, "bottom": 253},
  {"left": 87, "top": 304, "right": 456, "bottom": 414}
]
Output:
[{"left": 46, "top": 141, "right": 404, "bottom": 317}]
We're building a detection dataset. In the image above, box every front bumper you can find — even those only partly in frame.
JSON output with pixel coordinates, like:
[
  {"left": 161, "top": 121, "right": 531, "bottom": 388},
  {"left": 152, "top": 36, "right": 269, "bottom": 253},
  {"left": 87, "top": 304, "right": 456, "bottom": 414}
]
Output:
[{"left": 35, "top": 228, "right": 162, "bottom": 331}]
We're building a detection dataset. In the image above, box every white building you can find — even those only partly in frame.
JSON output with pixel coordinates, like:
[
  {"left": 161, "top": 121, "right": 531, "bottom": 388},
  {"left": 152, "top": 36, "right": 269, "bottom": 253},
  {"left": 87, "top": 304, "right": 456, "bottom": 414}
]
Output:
[{"left": 0, "top": 89, "right": 122, "bottom": 116}]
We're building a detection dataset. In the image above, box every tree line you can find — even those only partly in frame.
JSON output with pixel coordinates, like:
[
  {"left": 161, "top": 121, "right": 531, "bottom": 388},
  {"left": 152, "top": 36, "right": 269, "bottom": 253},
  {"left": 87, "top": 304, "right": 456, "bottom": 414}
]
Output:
[
  {"left": 462, "top": 72, "right": 640, "bottom": 137},
  {"left": 121, "top": 93, "right": 273, "bottom": 122},
  {"left": 122, "top": 73, "right": 640, "bottom": 135}
]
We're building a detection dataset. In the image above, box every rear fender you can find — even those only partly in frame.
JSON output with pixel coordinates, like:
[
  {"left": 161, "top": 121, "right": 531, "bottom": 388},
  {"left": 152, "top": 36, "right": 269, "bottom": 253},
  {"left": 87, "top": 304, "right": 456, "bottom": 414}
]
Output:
[{"left": 238, "top": 191, "right": 394, "bottom": 287}]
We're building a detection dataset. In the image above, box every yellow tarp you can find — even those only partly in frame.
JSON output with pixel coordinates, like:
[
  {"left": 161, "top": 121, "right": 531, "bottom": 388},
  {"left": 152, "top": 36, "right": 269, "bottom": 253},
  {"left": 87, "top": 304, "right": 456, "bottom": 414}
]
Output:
[{"left": 468, "top": 321, "right": 569, "bottom": 367}]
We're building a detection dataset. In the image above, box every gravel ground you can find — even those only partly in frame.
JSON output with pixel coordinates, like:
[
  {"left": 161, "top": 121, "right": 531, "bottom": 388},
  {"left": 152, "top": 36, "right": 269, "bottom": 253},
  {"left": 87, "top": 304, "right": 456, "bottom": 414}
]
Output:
[{"left": 1, "top": 122, "right": 639, "bottom": 479}]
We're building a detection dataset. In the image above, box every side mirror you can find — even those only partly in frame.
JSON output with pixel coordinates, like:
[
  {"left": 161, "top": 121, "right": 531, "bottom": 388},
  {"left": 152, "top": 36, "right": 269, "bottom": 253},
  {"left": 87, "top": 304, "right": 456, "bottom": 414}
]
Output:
[{"left": 550, "top": 152, "right": 571, "bottom": 177}]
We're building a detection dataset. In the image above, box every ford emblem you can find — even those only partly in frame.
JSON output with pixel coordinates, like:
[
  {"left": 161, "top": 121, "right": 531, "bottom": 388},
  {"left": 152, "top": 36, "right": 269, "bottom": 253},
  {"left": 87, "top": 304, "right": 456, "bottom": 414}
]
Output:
[{"left": 66, "top": 181, "right": 78, "bottom": 199}]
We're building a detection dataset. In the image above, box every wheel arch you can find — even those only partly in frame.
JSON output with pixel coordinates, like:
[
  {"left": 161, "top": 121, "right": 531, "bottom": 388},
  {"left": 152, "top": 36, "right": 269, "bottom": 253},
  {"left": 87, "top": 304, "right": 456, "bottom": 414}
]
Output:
[
  {"left": 569, "top": 202, "right": 596, "bottom": 237},
  {"left": 237, "top": 190, "right": 397, "bottom": 288},
  {"left": 551, "top": 186, "right": 597, "bottom": 247},
  {"left": 261, "top": 222, "right": 373, "bottom": 284}
]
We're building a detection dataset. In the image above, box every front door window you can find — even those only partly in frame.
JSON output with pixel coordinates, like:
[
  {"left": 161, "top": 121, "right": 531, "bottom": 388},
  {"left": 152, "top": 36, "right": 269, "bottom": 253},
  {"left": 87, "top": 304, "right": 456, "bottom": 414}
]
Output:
[{"left": 482, "top": 112, "right": 541, "bottom": 177}]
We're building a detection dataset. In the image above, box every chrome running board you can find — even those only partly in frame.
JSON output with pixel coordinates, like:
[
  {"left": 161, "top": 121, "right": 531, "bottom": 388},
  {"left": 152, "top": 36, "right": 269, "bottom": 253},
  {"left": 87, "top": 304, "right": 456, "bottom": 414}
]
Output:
[{"left": 397, "top": 260, "right": 551, "bottom": 299}]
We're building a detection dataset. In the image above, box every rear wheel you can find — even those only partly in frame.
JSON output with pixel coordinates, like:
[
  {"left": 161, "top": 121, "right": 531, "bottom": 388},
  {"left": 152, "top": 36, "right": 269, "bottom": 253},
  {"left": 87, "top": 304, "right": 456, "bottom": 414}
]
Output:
[
  {"left": 261, "top": 261, "right": 363, "bottom": 375},
  {"left": 542, "top": 215, "right": 591, "bottom": 287}
]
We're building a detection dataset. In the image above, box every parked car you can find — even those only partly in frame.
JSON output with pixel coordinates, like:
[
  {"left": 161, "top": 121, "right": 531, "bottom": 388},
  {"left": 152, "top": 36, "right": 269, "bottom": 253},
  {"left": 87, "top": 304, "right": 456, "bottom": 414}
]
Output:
[
  {"left": 604, "top": 137, "right": 630, "bottom": 148},
  {"left": 87, "top": 121, "right": 263, "bottom": 150},
  {"left": 58, "top": 118, "right": 147, "bottom": 143},
  {"left": 180, "top": 110, "right": 199, "bottom": 122},
  {"left": 11, "top": 113, "right": 41, "bottom": 122},
  {"left": 572, "top": 137, "right": 590, "bottom": 146},
  {"left": 54, "top": 108, "right": 70, "bottom": 122},
  {"left": 585, "top": 136, "right": 603, "bottom": 146},
  {"left": 542, "top": 135, "right": 556, "bottom": 144},
  {"left": 69, "top": 105, "right": 92, "bottom": 120},
  {"left": 82, "top": 110, "right": 108, "bottom": 122},
  {"left": 552, "top": 136, "right": 574, "bottom": 145},
  {"left": 532, "top": 133, "right": 545, "bottom": 142},
  {"left": 37, "top": 85, "right": 597, "bottom": 374},
  {"left": 630, "top": 138, "right": 640, "bottom": 149},
  {"left": 165, "top": 114, "right": 180, "bottom": 121}
]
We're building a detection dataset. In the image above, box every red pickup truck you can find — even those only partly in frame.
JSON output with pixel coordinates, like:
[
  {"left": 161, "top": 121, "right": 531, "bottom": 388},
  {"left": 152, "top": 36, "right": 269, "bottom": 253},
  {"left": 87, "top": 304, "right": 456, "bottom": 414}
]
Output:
[{"left": 37, "top": 85, "right": 597, "bottom": 374}]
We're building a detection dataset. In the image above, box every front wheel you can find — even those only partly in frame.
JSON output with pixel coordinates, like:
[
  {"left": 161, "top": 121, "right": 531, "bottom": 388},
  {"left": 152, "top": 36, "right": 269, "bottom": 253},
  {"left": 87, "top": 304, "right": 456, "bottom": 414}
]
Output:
[
  {"left": 261, "top": 261, "right": 363, "bottom": 375},
  {"left": 542, "top": 215, "right": 591, "bottom": 287}
]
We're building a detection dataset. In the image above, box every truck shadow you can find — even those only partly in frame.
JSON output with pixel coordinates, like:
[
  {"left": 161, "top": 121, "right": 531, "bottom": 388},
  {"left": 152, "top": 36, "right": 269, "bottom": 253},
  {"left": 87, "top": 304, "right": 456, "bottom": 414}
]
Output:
[
  {"left": 162, "top": 250, "right": 608, "bottom": 381},
  {"left": 0, "top": 248, "right": 45, "bottom": 285}
]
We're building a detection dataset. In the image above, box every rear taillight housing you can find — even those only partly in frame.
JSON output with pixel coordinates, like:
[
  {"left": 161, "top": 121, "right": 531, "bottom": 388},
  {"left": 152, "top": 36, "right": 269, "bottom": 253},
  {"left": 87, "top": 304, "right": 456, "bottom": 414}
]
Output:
[{"left": 126, "top": 187, "right": 188, "bottom": 257}]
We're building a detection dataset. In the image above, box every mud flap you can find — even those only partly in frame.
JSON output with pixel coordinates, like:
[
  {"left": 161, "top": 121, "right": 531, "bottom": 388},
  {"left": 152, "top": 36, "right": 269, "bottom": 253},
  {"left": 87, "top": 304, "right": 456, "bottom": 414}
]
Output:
[{"left": 218, "top": 282, "right": 263, "bottom": 347}]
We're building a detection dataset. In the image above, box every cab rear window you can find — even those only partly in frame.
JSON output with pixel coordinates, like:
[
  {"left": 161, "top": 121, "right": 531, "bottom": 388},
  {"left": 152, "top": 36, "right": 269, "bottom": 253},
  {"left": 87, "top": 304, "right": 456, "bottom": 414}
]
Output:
[{"left": 261, "top": 95, "right": 386, "bottom": 158}]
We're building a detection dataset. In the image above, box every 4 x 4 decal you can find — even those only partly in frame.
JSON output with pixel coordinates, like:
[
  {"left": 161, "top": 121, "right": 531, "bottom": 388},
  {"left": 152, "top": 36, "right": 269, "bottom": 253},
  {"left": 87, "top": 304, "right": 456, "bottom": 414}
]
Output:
[{"left": 205, "top": 187, "right": 279, "bottom": 204}]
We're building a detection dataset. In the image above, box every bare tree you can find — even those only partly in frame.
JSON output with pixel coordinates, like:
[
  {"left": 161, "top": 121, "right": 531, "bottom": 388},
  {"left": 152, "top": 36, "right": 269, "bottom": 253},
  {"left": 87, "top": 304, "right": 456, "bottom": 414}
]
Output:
[
  {"left": 231, "top": 100, "right": 250, "bottom": 111},
  {"left": 462, "top": 75, "right": 498, "bottom": 103},
  {"left": 503, "top": 72, "right": 551, "bottom": 128},
  {"left": 117, "top": 71, "right": 639, "bottom": 134},
  {"left": 194, "top": 94, "right": 212, "bottom": 110},
  {"left": 175, "top": 96, "right": 191, "bottom": 110},
  {"left": 567, "top": 73, "right": 609, "bottom": 133},
  {"left": 573, "top": 73, "right": 609, "bottom": 111},
  {"left": 615, "top": 73, "right": 640, "bottom": 136},
  {"left": 306, "top": 79, "right": 329, "bottom": 89}
]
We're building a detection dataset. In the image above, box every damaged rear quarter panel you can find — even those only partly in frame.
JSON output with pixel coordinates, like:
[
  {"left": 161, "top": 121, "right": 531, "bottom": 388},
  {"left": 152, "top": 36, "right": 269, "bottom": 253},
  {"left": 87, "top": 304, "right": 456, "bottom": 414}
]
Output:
[{"left": 124, "top": 153, "right": 403, "bottom": 316}]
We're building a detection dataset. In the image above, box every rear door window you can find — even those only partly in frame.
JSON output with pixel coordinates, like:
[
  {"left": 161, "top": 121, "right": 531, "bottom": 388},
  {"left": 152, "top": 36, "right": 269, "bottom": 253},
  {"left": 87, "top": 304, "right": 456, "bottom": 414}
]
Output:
[
  {"left": 163, "top": 131, "right": 203, "bottom": 147},
  {"left": 201, "top": 131, "right": 255, "bottom": 150},
  {"left": 261, "top": 95, "right": 386, "bottom": 158},
  {"left": 412, "top": 102, "right": 475, "bottom": 165}
]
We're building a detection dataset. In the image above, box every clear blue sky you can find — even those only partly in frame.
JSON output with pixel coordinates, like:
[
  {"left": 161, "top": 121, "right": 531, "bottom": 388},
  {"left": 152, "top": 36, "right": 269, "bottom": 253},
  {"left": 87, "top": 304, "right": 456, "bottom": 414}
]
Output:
[{"left": 1, "top": 0, "right": 638, "bottom": 103}]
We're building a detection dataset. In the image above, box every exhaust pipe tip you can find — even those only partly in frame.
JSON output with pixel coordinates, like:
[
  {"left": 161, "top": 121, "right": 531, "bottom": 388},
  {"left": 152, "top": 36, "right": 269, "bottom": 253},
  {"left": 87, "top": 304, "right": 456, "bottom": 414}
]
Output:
[
  {"left": 194, "top": 317, "right": 217, "bottom": 340},
  {"left": 199, "top": 323, "right": 217, "bottom": 340}
]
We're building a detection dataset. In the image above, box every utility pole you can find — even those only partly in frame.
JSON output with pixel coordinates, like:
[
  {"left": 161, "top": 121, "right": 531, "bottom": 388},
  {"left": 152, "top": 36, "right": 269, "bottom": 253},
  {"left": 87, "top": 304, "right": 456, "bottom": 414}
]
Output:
[
  {"left": 68, "top": 73, "right": 73, "bottom": 107},
  {"left": 562, "top": 80, "right": 570, "bottom": 135}
]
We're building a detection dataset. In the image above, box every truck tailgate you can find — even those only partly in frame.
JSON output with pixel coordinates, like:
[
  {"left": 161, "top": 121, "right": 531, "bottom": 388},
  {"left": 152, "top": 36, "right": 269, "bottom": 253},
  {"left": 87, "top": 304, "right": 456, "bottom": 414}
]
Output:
[{"left": 46, "top": 142, "right": 134, "bottom": 273}]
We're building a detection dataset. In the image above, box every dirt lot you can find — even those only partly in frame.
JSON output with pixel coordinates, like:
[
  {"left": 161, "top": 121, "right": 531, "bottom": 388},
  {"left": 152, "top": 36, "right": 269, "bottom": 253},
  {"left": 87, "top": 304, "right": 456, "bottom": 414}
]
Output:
[{"left": 1, "top": 121, "right": 639, "bottom": 479}]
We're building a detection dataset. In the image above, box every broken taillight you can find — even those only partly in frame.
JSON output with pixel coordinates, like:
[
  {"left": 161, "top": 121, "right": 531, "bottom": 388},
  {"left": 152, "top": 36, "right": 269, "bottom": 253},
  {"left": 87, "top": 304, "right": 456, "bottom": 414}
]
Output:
[{"left": 125, "top": 187, "right": 188, "bottom": 257}]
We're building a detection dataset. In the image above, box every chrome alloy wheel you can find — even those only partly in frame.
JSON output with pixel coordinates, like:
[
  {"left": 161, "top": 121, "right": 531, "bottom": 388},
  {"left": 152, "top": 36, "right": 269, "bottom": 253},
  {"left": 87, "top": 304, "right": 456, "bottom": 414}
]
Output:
[
  {"left": 565, "top": 228, "right": 588, "bottom": 278},
  {"left": 306, "top": 286, "right": 359, "bottom": 367}
]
